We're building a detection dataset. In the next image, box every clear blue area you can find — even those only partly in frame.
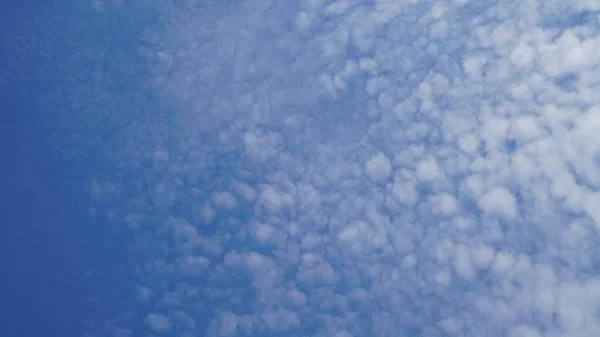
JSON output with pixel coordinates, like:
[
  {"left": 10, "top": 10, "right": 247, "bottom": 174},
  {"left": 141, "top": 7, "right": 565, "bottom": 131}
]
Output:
[{"left": 1, "top": 1, "right": 126, "bottom": 336}]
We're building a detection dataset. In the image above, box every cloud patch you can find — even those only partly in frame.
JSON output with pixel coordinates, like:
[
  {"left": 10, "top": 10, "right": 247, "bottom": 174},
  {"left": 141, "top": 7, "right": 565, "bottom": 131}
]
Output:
[{"left": 42, "top": 0, "right": 600, "bottom": 336}]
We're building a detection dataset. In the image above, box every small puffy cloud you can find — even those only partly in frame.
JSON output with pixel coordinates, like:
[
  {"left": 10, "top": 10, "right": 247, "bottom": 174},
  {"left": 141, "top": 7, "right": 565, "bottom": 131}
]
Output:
[
  {"left": 416, "top": 158, "right": 440, "bottom": 181},
  {"left": 491, "top": 251, "right": 515, "bottom": 275},
  {"left": 255, "top": 185, "right": 294, "bottom": 215},
  {"left": 334, "top": 329, "right": 353, "bottom": 337},
  {"left": 219, "top": 311, "right": 239, "bottom": 337},
  {"left": 431, "top": 192, "right": 459, "bottom": 215},
  {"left": 180, "top": 255, "right": 209, "bottom": 275},
  {"left": 359, "top": 57, "right": 378, "bottom": 72},
  {"left": 337, "top": 220, "right": 367, "bottom": 242},
  {"left": 199, "top": 203, "right": 216, "bottom": 223},
  {"left": 212, "top": 191, "right": 238, "bottom": 210},
  {"left": 366, "top": 152, "right": 392, "bottom": 182},
  {"left": 259, "top": 186, "right": 284, "bottom": 211},
  {"left": 458, "top": 134, "right": 480, "bottom": 154},
  {"left": 231, "top": 180, "right": 257, "bottom": 203},
  {"left": 295, "top": 11, "right": 314, "bottom": 31},
  {"left": 430, "top": 3, "right": 446, "bottom": 19},
  {"left": 509, "top": 115, "right": 543, "bottom": 141},
  {"left": 471, "top": 244, "right": 496, "bottom": 270},
  {"left": 478, "top": 186, "right": 518, "bottom": 220},
  {"left": 287, "top": 288, "right": 307, "bottom": 307},
  {"left": 297, "top": 252, "right": 339, "bottom": 285},
  {"left": 253, "top": 222, "right": 276, "bottom": 244},
  {"left": 539, "top": 30, "right": 599, "bottom": 78},
  {"left": 508, "top": 324, "right": 542, "bottom": 337},
  {"left": 401, "top": 254, "right": 417, "bottom": 269},
  {"left": 174, "top": 310, "right": 197, "bottom": 331},
  {"left": 243, "top": 130, "right": 282, "bottom": 161},
  {"left": 391, "top": 180, "right": 418, "bottom": 206},
  {"left": 462, "top": 55, "right": 487, "bottom": 79},
  {"left": 261, "top": 308, "right": 300, "bottom": 333},
  {"left": 145, "top": 313, "right": 172, "bottom": 333},
  {"left": 454, "top": 244, "right": 475, "bottom": 281},
  {"left": 435, "top": 269, "right": 452, "bottom": 286}
]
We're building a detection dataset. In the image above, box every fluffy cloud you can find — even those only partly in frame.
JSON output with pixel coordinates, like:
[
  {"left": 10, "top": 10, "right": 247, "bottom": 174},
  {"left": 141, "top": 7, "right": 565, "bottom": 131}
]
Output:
[
  {"left": 36, "top": 0, "right": 600, "bottom": 336},
  {"left": 366, "top": 152, "right": 392, "bottom": 182},
  {"left": 145, "top": 313, "right": 172, "bottom": 333}
]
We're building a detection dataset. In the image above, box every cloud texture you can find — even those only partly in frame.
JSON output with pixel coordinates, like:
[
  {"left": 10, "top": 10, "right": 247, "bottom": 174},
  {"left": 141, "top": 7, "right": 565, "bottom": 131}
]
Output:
[{"left": 29, "top": 0, "right": 600, "bottom": 336}]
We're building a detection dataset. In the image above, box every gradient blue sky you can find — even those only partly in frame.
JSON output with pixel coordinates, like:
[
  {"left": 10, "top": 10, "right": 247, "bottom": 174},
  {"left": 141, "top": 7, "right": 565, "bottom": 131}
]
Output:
[{"left": 2, "top": 1, "right": 600, "bottom": 337}]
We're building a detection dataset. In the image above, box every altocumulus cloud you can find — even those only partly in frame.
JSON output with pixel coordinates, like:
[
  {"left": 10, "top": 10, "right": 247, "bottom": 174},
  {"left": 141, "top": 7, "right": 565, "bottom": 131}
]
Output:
[{"left": 29, "top": 0, "right": 600, "bottom": 336}]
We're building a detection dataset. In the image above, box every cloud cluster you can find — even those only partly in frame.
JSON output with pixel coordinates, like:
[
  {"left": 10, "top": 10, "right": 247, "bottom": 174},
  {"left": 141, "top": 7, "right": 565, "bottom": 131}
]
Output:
[{"left": 41, "top": 0, "right": 600, "bottom": 336}]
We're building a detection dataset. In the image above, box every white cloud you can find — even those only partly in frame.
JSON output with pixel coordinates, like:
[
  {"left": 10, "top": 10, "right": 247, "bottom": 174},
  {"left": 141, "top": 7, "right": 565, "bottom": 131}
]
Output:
[
  {"left": 295, "top": 11, "right": 314, "bottom": 31},
  {"left": 261, "top": 308, "right": 300, "bottom": 333},
  {"left": 508, "top": 324, "right": 542, "bottom": 337},
  {"left": 432, "top": 192, "right": 459, "bottom": 215},
  {"left": 478, "top": 186, "right": 518, "bottom": 220},
  {"left": 145, "top": 313, "right": 172, "bottom": 333},
  {"left": 416, "top": 157, "right": 440, "bottom": 182},
  {"left": 218, "top": 311, "right": 239, "bottom": 337},
  {"left": 471, "top": 244, "right": 495, "bottom": 270},
  {"left": 257, "top": 185, "right": 293, "bottom": 214},
  {"left": 366, "top": 151, "right": 392, "bottom": 182},
  {"left": 391, "top": 179, "right": 418, "bottom": 206},
  {"left": 252, "top": 221, "right": 281, "bottom": 245},
  {"left": 435, "top": 269, "right": 452, "bottom": 286},
  {"left": 231, "top": 180, "right": 257, "bottom": 204},
  {"left": 212, "top": 191, "right": 238, "bottom": 210},
  {"left": 491, "top": 251, "right": 515, "bottom": 275},
  {"left": 454, "top": 244, "right": 475, "bottom": 281},
  {"left": 198, "top": 203, "right": 216, "bottom": 224}
]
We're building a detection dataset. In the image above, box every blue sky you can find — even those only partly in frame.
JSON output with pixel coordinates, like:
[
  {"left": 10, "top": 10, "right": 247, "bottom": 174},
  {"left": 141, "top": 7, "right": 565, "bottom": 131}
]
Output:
[{"left": 2, "top": 0, "right": 600, "bottom": 337}]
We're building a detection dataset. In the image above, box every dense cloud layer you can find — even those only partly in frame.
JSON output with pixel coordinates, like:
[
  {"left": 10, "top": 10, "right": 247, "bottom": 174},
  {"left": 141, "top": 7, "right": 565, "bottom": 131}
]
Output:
[{"left": 32, "top": 0, "right": 600, "bottom": 336}]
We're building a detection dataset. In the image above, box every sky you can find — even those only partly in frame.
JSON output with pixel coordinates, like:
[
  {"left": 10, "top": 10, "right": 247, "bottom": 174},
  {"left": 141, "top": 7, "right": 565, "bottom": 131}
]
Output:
[{"left": 2, "top": 0, "right": 600, "bottom": 336}]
